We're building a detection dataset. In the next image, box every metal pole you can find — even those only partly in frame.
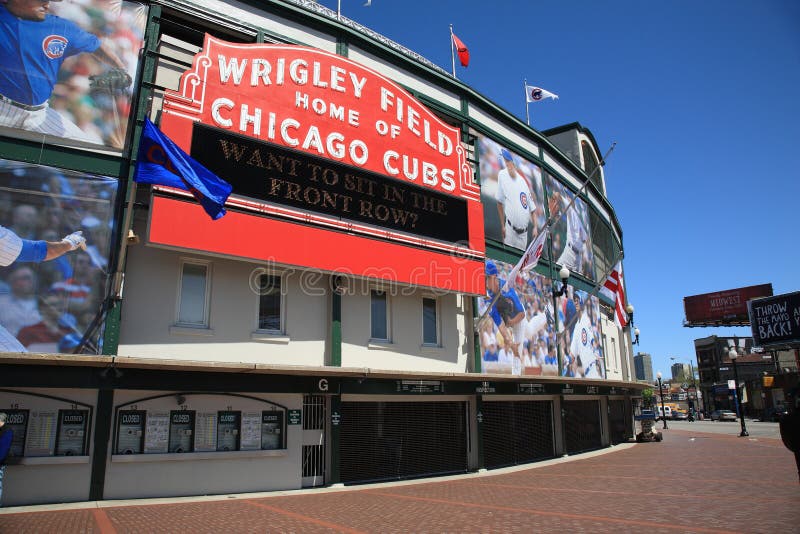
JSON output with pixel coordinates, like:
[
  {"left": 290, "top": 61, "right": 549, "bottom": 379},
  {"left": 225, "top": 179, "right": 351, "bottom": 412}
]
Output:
[
  {"left": 449, "top": 25, "right": 456, "bottom": 78},
  {"left": 524, "top": 79, "right": 530, "bottom": 126},
  {"left": 731, "top": 358, "right": 749, "bottom": 437},
  {"left": 658, "top": 376, "right": 668, "bottom": 429}
]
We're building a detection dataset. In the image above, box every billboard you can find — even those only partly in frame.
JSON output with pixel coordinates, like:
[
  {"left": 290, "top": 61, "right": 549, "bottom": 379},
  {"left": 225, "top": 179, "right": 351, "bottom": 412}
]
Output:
[
  {"left": 748, "top": 291, "right": 800, "bottom": 349},
  {"left": 683, "top": 284, "right": 773, "bottom": 326},
  {"left": 0, "top": 160, "right": 117, "bottom": 354},
  {"left": 557, "top": 285, "right": 605, "bottom": 379},
  {"left": 544, "top": 174, "right": 595, "bottom": 280},
  {"left": 477, "top": 259, "right": 557, "bottom": 376},
  {"left": 477, "top": 134, "right": 546, "bottom": 252},
  {"left": 149, "top": 35, "right": 485, "bottom": 294},
  {"left": 0, "top": 0, "right": 146, "bottom": 151}
]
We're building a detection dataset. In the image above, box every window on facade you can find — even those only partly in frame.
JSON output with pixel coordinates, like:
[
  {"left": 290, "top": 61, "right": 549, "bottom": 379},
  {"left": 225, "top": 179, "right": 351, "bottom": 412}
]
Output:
[
  {"left": 580, "top": 140, "right": 602, "bottom": 191},
  {"left": 257, "top": 273, "right": 282, "bottom": 332},
  {"left": 422, "top": 297, "right": 439, "bottom": 346},
  {"left": 177, "top": 261, "right": 209, "bottom": 326},
  {"left": 370, "top": 290, "right": 389, "bottom": 341},
  {"left": 610, "top": 338, "right": 618, "bottom": 373}
]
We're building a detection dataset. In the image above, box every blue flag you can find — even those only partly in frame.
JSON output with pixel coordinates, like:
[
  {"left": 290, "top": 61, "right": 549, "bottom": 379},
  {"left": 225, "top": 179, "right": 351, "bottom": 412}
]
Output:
[{"left": 134, "top": 117, "right": 233, "bottom": 220}]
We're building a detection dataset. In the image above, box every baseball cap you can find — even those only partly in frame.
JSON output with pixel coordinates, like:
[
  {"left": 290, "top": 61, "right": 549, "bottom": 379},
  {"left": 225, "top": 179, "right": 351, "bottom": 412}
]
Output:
[
  {"left": 500, "top": 148, "right": 513, "bottom": 161},
  {"left": 485, "top": 260, "right": 498, "bottom": 276}
]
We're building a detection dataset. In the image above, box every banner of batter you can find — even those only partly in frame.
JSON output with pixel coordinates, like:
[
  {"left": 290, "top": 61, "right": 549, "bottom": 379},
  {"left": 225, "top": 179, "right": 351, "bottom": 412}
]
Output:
[
  {"left": 0, "top": 159, "right": 117, "bottom": 355},
  {"left": 544, "top": 173, "right": 595, "bottom": 280},
  {"left": 477, "top": 258, "right": 558, "bottom": 376},
  {"left": 0, "top": 0, "right": 146, "bottom": 150},
  {"left": 476, "top": 134, "right": 546, "bottom": 252},
  {"left": 557, "top": 285, "right": 605, "bottom": 379}
]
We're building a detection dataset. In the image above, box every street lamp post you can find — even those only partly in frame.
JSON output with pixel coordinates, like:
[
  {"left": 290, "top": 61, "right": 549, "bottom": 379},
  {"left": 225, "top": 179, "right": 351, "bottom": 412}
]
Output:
[
  {"left": 728, "top": 348, "right": 749, "bottom": 437},
  {"left": 656, "top": 371, "right": 668, "bottom": 430}
]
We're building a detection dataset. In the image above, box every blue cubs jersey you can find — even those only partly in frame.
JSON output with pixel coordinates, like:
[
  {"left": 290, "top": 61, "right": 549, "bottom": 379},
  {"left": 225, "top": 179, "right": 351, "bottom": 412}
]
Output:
[{"left": 0, "top": 7, "right": 100, "bottom": 105}]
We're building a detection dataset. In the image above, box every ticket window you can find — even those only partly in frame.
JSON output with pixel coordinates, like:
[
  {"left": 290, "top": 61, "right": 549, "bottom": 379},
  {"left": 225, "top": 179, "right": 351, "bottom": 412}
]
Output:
[
  {"left": 261, "top": 411, "right": 284, "bottom": 450},
  {"left": 116, "top": 410, "right": 146, "bottom": 455},
  {"left": 217, "top": 411, "right": 240, "bottom": 452},
  {"left": 168, "top": 410, "right": 195, "bottom": 453},
  {"left": 55, "top": 409, "right": 89, "bottom": 456},
  {"left": 4, "top": 409, "right": 29, "bottom": 460}
]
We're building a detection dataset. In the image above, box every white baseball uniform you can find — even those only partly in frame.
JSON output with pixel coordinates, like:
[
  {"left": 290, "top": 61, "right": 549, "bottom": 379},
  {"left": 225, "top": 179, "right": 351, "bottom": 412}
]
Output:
[
  {"left": 569, "top": 311, "right": 601, "bottom": 378},
  {"left": 496, "top": 168, "right": 535, "bottom": 250},
  {"left": 0, "top": 225, "right": 23, "bottom": 267}
]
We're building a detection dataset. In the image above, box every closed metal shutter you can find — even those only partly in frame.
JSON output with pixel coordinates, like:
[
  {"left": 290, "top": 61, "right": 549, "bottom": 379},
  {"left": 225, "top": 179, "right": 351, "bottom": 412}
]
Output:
[
  {"left": 563, "top": 400, "right": 602, "bottom": 454},
  {"left": 608, "top": 399, "right": 632, "bottom": 445},
  {"left": 482, "top": 400, "right": 555, "bottom": 469},
  {"left": 339, "top": 401, "right": 468, "bottom": 484}
]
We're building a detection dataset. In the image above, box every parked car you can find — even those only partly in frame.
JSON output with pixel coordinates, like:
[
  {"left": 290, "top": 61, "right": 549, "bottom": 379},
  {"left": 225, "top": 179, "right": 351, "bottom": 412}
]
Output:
[
  {"left": 710, "top": 410, "right": 738, "bottom": 422},
  {"left": 672, "top": 409, "right": 689, "bottom": 420},
  {"left": 761, "top": 406, "right": 789, "bottom": 422}
]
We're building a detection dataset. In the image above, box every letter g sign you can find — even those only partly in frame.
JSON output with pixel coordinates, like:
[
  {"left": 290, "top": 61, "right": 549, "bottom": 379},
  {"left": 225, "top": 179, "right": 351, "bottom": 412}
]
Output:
[{"left": 318, "top": 378, "right": 329, "bottom": 392}]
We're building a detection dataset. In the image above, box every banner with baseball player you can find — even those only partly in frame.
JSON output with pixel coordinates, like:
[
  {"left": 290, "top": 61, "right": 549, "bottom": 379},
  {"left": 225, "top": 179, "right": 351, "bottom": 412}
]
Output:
[
  {"left": 557, "top": 285, "right": 606, "bottom": 379},
  {"left": 0, "top": 159, "right": 118, "bottom": 355},
  {"left": 0, "top": 0, "right": 146, "bottom": 151},
  {"left": 477, "top": 258, "right": 558, "bottom": 376},
  {"left": 544, "top": 173, "right": 595, "bottom": 280},
  {"left": 476, "top": 134, "right": 547, "bottom": 253}
]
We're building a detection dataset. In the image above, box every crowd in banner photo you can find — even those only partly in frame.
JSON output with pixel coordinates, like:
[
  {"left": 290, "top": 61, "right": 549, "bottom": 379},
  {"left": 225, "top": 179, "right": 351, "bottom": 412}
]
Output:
[
  {"left": 0, "top": 160, "right": 117, "bottom": 354},
  {"left": 0, "top": 0, "right": 145, "bottom": 148},
  {"left": 478, "top": 259, "right": 558, "bottom": 377}
]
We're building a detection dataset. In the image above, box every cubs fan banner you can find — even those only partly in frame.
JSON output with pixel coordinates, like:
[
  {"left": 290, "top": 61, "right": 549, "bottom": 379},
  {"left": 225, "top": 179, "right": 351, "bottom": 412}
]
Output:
[{"left": 151, "top": 35, "right": 485, "bottom": 294}]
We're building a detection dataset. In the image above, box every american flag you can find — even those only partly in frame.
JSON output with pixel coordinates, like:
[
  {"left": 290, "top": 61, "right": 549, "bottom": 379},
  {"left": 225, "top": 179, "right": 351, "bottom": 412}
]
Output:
[{"left": 600, "top": 261, "right": 628, "bottom": 329}]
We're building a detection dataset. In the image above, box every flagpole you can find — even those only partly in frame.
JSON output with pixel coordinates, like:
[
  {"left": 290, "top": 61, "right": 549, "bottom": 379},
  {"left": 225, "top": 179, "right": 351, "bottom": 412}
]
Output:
[
  {"left": 474, "top": 142, "right": 616, "bottom": 329},
  {"left": 524, "top": 79, "right": 530, "bottom": 126},
  {"left": 337, "top": 0, "right": 341, "bottom": 19},
  {"left": 449, "top": 24, "right": 456, "bottom": 78}
]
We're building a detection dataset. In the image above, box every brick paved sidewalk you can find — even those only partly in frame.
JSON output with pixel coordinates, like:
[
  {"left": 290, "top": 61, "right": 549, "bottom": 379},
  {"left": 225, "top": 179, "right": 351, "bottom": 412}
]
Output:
[{"left": 1, "top": 428, "right": 798, "bottom": 533}]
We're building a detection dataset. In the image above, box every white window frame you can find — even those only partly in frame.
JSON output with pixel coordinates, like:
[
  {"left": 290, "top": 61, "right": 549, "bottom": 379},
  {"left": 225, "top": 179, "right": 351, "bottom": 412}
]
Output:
[
  {"left": 174, "top": 258, "right": 211, "bottom": 330},
  {"left": 252, "top": 268, "right": 286, "bottom": 337},
  {"left": 369, "top": 287, "right": 391, "bottom": 343},
  {"left": 421, "top": 295, "right": 441, "bottom": 348}
]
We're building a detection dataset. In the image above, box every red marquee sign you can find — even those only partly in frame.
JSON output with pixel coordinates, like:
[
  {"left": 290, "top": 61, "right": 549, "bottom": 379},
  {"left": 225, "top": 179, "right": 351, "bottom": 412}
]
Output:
[{"left": 150, "top": 35, "right": 485, "bottom": 294}]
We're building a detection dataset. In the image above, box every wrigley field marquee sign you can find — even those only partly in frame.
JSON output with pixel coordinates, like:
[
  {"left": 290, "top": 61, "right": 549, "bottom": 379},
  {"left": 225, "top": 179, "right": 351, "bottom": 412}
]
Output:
[{"left": 151, "top": 36, "right": 485, "bottom": 294}]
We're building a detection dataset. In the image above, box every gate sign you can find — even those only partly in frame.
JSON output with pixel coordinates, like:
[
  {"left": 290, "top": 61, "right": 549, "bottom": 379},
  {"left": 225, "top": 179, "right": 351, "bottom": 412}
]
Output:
[
  {"left": 153, "top": 35, "right": 486, "bottom": 295},
  {"left": 748, "top": 291, "right": 800, "bottom": 349}
]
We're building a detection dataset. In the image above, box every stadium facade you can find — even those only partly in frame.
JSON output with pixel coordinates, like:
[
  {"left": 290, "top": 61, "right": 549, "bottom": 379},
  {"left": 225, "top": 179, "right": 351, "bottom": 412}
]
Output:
[{"left": 0, "top": 0, "right": 644, "bottom": 505}]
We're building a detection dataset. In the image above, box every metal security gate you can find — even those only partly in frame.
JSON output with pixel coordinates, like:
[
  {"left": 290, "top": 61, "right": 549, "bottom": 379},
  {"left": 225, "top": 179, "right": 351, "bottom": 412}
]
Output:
[
  {"left": 339, "top": 401, "right": 468, "bottom": 484},
  {"left": 302, "top": 395, "right": 326, "bottom": 488},
  {"left": 608, "top": 399, "right": 633, "bottom": 445},
  {"left": 482, "top": 400, "right": 555, "bottom": 469},
  {"left": 563, "top": 400, "right": 602, "bottom": 454}
]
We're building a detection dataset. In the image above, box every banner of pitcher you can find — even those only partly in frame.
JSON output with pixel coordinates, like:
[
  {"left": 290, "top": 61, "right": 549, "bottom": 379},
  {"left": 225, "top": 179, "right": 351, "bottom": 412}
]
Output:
[
  {"left": 0, "top": 159, "right": 117, "bottom": 355},
  {"left": 477, "top": 133, "right": 595, "bottom": 280},
  {"left": 478, "top": 255, "right": 605, "bottom": 378},
  {"left": 0, "top": 0, "right": 146, "bottom": 151}
]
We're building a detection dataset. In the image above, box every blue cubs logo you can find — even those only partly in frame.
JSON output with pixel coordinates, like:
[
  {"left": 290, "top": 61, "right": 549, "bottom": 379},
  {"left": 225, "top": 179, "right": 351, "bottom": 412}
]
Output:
[
  {"left": 581, "top": 327, "right": 588, "bottom": 345},
  {"left": 519, "top": 191, "right": 528, "bottom": 209},
  {"left": 531, "top": 88, "right": 542, "bottom": 101},
  {"left": 43, "top": 35, "right": 69, "bottom": 59}
]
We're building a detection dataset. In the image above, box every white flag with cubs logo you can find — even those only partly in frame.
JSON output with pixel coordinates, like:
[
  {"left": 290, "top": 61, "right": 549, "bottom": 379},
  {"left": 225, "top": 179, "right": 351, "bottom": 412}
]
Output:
[
  {"left": 506, "top": 227, "right": 549, "bottom": 283},
  {"left": 525, "top": 85, "right": 559, "bottom": 103},
  {"left": 600, "top": 261, "right": 628, "bottom": 329}
]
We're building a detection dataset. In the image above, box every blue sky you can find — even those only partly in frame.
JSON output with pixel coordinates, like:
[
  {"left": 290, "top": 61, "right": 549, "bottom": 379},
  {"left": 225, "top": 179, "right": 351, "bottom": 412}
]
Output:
[{"left": 318, "top": 0, "right": 800, "bottom": 378}]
